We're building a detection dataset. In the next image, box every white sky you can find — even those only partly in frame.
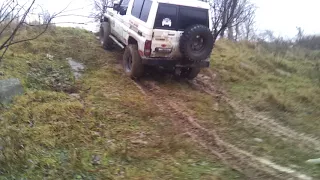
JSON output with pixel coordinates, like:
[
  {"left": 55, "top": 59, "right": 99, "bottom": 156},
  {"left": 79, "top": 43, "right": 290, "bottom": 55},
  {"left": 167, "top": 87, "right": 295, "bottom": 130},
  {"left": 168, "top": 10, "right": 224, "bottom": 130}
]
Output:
[
  {"left": 254, "top": 0, "right": 320, "bottom": 38},
  {"left": 35, "top": 0, "right": 320, "bottom": 38}
]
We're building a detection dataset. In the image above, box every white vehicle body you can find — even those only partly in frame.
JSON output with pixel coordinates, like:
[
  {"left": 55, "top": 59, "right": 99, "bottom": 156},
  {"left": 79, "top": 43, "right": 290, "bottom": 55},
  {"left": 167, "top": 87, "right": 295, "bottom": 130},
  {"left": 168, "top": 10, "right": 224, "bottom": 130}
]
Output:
[{"left": 103, "top": 0, "right": 212, "bottom": 61}]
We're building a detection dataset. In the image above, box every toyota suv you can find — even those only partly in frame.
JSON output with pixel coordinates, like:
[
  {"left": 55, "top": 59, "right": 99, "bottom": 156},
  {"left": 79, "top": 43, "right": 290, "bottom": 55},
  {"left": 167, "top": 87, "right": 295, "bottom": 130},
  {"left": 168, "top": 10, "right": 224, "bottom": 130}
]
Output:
[{"left": 100, "top": 0, "right": 214, "bottom": 79}]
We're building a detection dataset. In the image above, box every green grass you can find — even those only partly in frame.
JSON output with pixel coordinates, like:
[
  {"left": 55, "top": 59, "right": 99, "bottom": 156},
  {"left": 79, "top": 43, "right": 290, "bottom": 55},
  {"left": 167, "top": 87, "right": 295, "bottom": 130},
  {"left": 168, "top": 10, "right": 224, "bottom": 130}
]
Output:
[
  {"left": 0, "top": 27, "right": 242, "bottom": 179},
  {"left": 211, "top": 40, "right": 320, "bottom": 137},
  {"left": 208, "top": 40, "right": 320, "bottom": 177},
  {"left": 149, "top": 73, "right": 320, "bottom": 179},
  {"left": 2, "top": 27, "right": 319, "bottom": 179},
  {"left": 138, "top": 39, "right": 320, "bottom": 178}
]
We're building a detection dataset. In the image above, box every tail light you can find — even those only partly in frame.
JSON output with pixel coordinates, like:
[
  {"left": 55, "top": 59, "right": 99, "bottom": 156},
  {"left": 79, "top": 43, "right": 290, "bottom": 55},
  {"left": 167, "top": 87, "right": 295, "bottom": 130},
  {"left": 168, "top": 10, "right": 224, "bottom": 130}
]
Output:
[{"left": 144, "top": 40, "right": 152, "bottom": 57}]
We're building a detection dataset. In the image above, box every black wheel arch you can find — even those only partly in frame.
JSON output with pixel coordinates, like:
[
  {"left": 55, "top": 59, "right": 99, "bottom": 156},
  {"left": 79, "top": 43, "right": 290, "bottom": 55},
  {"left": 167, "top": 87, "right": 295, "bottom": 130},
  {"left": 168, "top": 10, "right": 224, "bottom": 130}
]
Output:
[
  {"left": 100, "top": 16, "right": 109, "bottom": 23},
  {"left": 128, "top": 36, "right": 138, "bottom": 45}
]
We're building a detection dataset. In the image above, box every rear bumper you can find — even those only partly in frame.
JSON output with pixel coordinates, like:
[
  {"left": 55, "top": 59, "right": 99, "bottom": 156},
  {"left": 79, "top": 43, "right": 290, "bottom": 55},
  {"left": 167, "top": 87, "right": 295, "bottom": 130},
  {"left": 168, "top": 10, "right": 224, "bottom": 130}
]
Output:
[{"left": 142, "top": 58, "right": 210, "bottom": 68}]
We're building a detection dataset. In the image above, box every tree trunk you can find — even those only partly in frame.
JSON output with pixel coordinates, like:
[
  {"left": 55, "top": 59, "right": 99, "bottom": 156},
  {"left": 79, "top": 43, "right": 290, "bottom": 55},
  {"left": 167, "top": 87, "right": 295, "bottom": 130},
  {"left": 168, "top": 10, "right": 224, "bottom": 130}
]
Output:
[
  {"left": 220, "top": 0, "right": 228, "bottom": 38},
  {"left": 235, "top": 23, "right": 240, "bottom": 41},
  {"left": 220, "top": 27, "right": 227, "bottom": 38},
  {"left": 245, "top": 23, "right": 250, "bottom": 40},
  {"left": 228, "top": 23, "right": 233, "bottom": 40}
]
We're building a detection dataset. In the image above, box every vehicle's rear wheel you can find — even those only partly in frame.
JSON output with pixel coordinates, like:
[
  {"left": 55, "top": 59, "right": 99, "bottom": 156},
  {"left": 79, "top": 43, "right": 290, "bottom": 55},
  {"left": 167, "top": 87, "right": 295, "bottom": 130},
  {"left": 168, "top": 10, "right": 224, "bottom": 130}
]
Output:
[
  {"left": 100, "top": 22, "right": 113, "bottom": 50},
  {"left": 180, "top": 67, "right": 201, "bottom": 80},
  {"left": 180, "top": 24, "right": 214, "bottom": 61},
  {"left": 123, "top": 45, "right": 144, "bottom": 79}
]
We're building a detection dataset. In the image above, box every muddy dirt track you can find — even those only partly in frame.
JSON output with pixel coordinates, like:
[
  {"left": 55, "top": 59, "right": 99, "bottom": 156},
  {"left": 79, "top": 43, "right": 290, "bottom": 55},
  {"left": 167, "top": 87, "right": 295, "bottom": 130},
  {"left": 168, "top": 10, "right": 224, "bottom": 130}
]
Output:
[{"left": 132, "top": 71, "right": 314, "bottom": 180}]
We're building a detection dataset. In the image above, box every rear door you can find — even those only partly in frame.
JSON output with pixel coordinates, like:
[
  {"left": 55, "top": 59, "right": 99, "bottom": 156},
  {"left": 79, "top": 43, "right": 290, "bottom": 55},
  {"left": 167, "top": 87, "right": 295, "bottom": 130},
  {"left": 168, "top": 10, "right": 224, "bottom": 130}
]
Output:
[
  {"left": 151, "top": 3, "right": 210, "bottom": 58},
  {"left": 152, "top": 3, "right": 179, "bottom": 58}
]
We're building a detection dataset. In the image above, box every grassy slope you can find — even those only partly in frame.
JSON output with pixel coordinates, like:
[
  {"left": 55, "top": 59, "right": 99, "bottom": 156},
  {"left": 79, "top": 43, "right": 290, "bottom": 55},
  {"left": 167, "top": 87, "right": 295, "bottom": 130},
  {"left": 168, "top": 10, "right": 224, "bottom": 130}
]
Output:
[
  {"left": 145, "top": 39, "right": 320, "bottom": 178},
  {"left": 209, "top": 40, "right": 320, "bottom": 177},
  {"left": 1, "top": 27, "right": 319, "bottom": 179},
  {"left": 0, "top": 28, "right": 241, "bottom": 179},
  {"left": 212, "top": 40, "right": 320, "bottom": 136}
]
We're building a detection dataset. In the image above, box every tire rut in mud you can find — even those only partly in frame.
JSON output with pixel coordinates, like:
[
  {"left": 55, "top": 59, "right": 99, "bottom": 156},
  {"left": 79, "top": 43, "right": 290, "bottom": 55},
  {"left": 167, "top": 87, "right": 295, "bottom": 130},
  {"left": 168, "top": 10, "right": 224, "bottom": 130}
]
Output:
[
  {"left": 190, "top": 74, "right": 320, "bottom": 153},
  {"left": 133, "top": 79, "right": 310, "bottom": 180}
]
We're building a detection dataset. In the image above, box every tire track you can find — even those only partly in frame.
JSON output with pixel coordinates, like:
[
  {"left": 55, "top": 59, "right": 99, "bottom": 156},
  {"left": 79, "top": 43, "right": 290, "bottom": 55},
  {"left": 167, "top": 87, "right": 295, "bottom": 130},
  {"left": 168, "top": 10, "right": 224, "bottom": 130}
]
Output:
[
  {"left": 191, "top": 75, "right": 320, "bottom": 152},
  {"left": 133, "top": 79, "right": 312, "bottom": 180}
]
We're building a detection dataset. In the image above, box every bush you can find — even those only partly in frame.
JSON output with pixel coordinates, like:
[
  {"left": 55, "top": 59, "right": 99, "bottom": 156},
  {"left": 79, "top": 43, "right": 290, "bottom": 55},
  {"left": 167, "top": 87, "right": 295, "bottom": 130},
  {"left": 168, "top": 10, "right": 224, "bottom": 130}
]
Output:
[{"left": 297, "top": 35, "right": 320, "bottom": 50}]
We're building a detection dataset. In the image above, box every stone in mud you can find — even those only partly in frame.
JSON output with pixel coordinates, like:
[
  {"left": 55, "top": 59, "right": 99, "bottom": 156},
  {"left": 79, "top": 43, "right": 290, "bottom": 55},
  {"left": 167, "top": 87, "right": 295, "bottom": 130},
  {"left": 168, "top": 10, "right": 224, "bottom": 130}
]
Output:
[
  {"left": 306, "top": 158, "right": 320, "bottom": 165},
  {"left": 276, "top": 69, "right": 291, "bottom": 77},
  {"left": 0, "top": 78, "right": 24, "bottom": 104},
  {"left": 67, "top": 57, "right": 85, "bottom": 80},
  {"left": 254, "top": 138, "right": 264, "bottom": 143}
]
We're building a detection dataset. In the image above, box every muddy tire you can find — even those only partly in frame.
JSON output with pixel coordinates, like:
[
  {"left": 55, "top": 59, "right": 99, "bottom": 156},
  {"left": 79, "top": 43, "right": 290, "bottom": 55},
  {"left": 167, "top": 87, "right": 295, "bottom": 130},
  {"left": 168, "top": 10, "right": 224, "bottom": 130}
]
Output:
[
  {"left": 123, "top": 45, "right": 144, "bottom": 79},
  {"left": 100, "top": 22, "right": 113, "bottom": 50},
  {"left": 180, "top": 67, "right": 201, "bottom": 80},
  {"left": 180, "top": 24, "right": 214, "bottom": 61}
]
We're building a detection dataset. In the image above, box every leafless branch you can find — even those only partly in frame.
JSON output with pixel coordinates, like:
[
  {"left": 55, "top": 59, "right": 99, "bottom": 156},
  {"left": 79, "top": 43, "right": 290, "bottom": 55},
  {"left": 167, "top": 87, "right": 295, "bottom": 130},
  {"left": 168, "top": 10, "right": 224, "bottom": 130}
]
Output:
[
  {"left": 203, "top": 0, "right": 256, "bottom": 42},
  {"left": 0, "top": 0, "right": 78, "bottom": 62},
  {"left": 91, "top": 0, "right": 114, "bottom": 22}
]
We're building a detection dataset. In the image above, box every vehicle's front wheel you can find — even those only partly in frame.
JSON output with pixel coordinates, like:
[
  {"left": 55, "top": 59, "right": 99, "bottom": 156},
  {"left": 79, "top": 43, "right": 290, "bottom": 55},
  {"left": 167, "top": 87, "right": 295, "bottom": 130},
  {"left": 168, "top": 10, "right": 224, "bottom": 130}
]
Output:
[
  {"left": 123, "top": 45, "right": 144, "bottom": 79},
  {"left": 180, "top": 67, "right": 201, "bottom": 80},
  {"left": 100, "top": 22, "right": 113, "bottom": 50}
]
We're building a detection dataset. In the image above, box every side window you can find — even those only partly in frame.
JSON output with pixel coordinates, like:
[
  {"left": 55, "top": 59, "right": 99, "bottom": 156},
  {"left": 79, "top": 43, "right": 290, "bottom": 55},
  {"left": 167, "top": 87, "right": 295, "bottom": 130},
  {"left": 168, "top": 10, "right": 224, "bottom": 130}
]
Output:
[
  {"left": 131, "top": 0, "right": 144, "bottom": 18},
  {"left": 121, "top": 0, "right": 130, "bottom": 7},
  {"left": 119, "top": 0, "right": 130, "bottom": 15},
  {"left": 140, "top": 0, "right": 152, "bottom": 22}
]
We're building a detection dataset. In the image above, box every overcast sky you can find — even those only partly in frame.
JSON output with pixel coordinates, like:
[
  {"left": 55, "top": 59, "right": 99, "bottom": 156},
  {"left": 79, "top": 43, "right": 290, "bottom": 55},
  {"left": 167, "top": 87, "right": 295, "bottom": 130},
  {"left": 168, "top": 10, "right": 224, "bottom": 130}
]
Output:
[
  {"left": 254, "top": 0, "right": 320, "bottom": 38},
  {"left": 36, "top": 0, "right": 320, "bottom": 38}
]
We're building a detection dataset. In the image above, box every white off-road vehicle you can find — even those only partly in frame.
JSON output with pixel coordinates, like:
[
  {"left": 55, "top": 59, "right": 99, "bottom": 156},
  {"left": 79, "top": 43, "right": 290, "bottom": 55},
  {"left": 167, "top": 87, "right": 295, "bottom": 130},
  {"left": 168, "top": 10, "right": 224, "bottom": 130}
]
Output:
[{"left": 100, "top": 0, "right": 214, "bottom": 79}]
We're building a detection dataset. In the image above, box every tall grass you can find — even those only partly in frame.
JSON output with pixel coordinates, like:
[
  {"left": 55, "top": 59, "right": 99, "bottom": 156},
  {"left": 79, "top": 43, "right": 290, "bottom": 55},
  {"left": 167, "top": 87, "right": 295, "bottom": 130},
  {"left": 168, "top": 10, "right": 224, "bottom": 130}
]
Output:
[{"left": 211, "top": 39, "right": 320, "bottom": 136}]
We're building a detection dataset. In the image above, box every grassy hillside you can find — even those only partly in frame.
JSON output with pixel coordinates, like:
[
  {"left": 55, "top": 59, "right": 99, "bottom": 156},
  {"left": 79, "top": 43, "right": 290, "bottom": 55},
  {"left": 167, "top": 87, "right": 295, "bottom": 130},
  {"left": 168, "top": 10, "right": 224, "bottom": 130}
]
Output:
[
  {"left": 0, "top": 27, "right": 241, "bottom": 179},
  {"left": 207, "top": 40, "right": 320, "bottom": 177},
  {"left": 0, "top": 27, "right": 319, "bottom": 179},
  {"left": 211, "top": 40, "right": 320, "bottom": 136}
]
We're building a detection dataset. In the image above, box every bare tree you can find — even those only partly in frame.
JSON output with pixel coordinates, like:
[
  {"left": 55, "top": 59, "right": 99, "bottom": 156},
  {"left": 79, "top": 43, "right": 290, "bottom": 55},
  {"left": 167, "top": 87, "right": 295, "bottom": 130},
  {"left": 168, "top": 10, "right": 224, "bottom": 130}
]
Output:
[
  {"left": 202, "top": 0, "right": 256, "bottom": 42},
  {"left": 227, "top": 0, "right": 256, "bottom": 40},
  {"left": 0, "top": 0, "right": 73, "bottom": 62},
  {"left": 243, "top": 5, "right": 255, "bottom": 40},
  {"left": 259, "top": 30, "right": 275, "bottom": 42},
  {"left": 39, "top": 9, "right": 52, "bottom": 24},
  {"left": 202, "top": 0, "right": 254, "bottom": 44},
  {"left": 210, "top": 0, "right": 239, "bottom": 41},
  {"left": 92, "top": 0, "right": 114, "bottom": 22},
  {"left": 296, "top": 27, "right": 304, "bottom": 43}
]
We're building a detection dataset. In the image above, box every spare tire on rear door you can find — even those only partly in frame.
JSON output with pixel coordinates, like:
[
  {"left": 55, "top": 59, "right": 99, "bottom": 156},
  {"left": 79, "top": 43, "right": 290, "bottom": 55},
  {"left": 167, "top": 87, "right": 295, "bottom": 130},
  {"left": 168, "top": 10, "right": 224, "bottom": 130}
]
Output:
[{"left": 180, "top": 24, "right": 214, "bottom": 61}]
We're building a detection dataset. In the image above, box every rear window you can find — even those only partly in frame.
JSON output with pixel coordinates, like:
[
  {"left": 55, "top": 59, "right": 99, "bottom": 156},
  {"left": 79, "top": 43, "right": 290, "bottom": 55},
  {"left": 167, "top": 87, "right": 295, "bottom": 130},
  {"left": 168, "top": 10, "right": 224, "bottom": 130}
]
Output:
[
  {"left": 154, "top": 4, "right": 177, "bottom": 30},
  {"left": 154, "top": 3, "right": 209, "bottom": 30}
]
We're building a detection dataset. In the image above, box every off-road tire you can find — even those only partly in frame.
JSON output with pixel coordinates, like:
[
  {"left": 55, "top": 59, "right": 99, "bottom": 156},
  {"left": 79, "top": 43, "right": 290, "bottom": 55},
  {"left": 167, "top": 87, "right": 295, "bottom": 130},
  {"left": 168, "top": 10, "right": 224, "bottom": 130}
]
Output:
[
  {"left": 180, "top": 24, "right": 214, "bottom": 61},
  {"left": 123, "top": 45, "right": 144, "bottom": 79},
  {"left": 100, "top": 22, "right": 113, "bottom": 50},
  {"left": 180, "top": 67, "right": 201, "bottom": 80}
]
